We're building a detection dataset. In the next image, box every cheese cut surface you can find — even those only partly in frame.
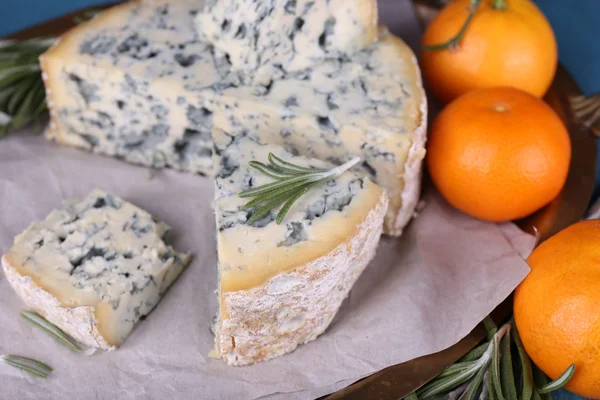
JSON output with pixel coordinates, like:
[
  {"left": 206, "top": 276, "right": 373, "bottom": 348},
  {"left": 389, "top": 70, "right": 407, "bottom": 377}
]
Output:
[
  {"left": 212, "top": 128, "right": 388, "bottom": 364},
  {"left": 211, "top": 28, "right": 427, "bottom": 235},
  {"left": 41, "top": 0, "right": 426, "bottom": 235},
  {"left": 1, "top": 189, "right": 190, "bottom": 350},
  {"left": 194, "top": 0, "right": 378, "bottom": 84},
  {"left": 41, "top": 0, "right": 233, "bottom": 175}
]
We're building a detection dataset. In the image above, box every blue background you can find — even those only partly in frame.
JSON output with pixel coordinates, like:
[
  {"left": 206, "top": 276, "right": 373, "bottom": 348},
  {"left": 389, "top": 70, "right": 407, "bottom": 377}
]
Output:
[{"left": 1, "top": 1, "right": 597, "bottom": 399}]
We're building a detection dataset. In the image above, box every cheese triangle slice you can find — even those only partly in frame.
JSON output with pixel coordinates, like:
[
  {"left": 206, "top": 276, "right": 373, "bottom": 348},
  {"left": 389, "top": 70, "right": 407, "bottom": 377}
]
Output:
[
  {"left": 2, "top": 190, "right": 190, "bottom": 350},
  {"left": 212, "top": 128, "right": 388, "bottom": 365}
]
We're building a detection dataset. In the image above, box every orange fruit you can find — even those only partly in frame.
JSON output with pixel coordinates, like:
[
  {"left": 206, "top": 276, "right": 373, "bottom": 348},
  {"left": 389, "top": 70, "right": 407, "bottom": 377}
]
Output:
[
  {"left": 426, "top": 87, "right": 571, "bottom": 222},
  {"left": 420, "top": 0, "right": 558, "bottom": 104},
  {"left": 514, "top": 220, "right": 600, "bottom": 398}
]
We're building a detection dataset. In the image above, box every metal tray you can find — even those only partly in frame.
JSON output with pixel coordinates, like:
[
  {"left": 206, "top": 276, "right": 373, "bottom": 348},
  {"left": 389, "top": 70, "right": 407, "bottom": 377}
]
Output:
[{"left": 6, "top": 3, "right": 597, "bottom": 399}]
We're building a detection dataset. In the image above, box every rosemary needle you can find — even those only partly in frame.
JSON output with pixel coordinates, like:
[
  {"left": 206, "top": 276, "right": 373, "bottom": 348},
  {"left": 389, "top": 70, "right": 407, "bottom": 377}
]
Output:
[
  {"left": 21, "top": 311, "right": 86, "bottom": 353},
  {"left": 1, "top": 354, "right": 52, "bottom": 379},
  {"left": 239, "top": 153, "right": 360, "bottom": 224}
]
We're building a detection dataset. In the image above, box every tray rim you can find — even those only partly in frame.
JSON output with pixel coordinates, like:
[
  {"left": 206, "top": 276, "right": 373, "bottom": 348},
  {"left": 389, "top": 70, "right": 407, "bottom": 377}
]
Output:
[{"left": 5, "top": 4, "right": 597, "bottom": 400}]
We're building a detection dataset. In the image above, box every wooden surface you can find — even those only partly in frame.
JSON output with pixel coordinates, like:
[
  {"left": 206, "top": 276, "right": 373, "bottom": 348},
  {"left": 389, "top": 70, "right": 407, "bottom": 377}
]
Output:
[{"left": 7, "top": 4, "right": 597, "bottom": 400}]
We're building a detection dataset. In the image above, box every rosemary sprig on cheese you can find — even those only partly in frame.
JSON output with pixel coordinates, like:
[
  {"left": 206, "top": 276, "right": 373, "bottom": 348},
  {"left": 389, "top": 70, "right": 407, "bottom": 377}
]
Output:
[
  {"left": 239, "top": 153, "right": 361, "bottom": 224},
  {"left": 21, "top": 311, "right": 93, "bottom": 354},
  {"left": 1, "top": 354, "right": 52, "bottom": 379}
]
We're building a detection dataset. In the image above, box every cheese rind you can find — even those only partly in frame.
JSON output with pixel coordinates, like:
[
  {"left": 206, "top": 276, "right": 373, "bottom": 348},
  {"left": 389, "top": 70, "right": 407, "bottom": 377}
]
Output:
[
  {"left": 1, "top": 189, "right": 190, "bottom": 350},
  {"left": 213, "top": 128, "right": 388, "bottom": 364},
  {"left": 194, "top": 0, "right": 378, "bottom": 84}
]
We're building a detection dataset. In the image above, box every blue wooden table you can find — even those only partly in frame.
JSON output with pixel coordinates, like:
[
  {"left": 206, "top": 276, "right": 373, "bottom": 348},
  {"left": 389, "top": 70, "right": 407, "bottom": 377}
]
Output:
[{"left": 1, "top": 1, "right": 597, "bottom": 399}]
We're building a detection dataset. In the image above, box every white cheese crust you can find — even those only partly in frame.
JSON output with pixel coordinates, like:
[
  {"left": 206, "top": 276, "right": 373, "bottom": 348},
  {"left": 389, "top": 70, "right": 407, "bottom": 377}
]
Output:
[
  {"left": 2, "top": 189, "right": 190, "bottom": 349},
  {"left": 213, "top": 129, "right": 388, "bottom": 364},
  {"left": 40, "top": 0, "right": 426, "bottom": 235},
  {"left": 219, "top": 198, "right": 386, "bottom": 365},
  {"left": 2, "top": 258, "right": 116, "bottom": 350},
  {"left": 195, "top": 0, "right": 378, "bottom": 84}
]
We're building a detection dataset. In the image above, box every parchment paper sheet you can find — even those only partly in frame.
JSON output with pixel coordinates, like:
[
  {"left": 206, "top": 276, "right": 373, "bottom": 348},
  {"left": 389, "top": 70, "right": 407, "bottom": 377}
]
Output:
[
  {"left": 0, "top": 1, "right": 532, "bottom": 398},
  {"left": 0, "top": 133, "right": 532, "bottom": 400}
]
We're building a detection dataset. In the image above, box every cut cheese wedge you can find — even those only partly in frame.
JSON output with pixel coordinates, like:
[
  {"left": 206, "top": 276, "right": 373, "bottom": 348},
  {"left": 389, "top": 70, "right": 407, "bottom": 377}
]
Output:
[
  {"left": 195, "top": 0, "right": 378, "bottom": 84},
  {"left": 1, "top": 189, "right": 190, "bottom": 350},
  {"left": 212, "top": 128, "right": 388, "bottom": 365}
]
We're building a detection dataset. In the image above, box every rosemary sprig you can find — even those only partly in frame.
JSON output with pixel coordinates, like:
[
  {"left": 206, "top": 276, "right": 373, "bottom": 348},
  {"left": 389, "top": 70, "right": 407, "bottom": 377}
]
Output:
[
  {"left": 0, "top": 39, "right": 52, "bottom": 135},
  {"left": 0, "top": 9, "right": 101, "bottom": 136},
  {"left": 1, "top": 354, "right": 52, "bottom": 378},
  {"left": 404, "top": 318, "right": 576, "bottom": 400},
  {"left": 239, "top": 153, "right": 360, "bottom": 224},
  {"left": 538, "top": 364, "right": 575, "bottom": 394},
  {"left": 21, "top": 310, "right": 91, "bottom": 354}
]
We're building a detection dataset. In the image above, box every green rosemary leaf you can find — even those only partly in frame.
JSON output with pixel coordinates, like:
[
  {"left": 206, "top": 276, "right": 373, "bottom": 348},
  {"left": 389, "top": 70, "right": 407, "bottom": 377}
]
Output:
[
  {"left": 0, "top": 65, "right": 40, "bottom": 87},
  {"left": 21, "top": 310, "right": 84, "bottom": 353},
  {"left": 436, "top": 361, "right": 477, "bottom": 378},
  {"left": 1, "top": 355, "right": 51, "bottom": 378},
  {"left": 481, "top": 371, "right": 490, "bottom": 400},
  {"left": 483, "top": 316, "right": 498, "bottom": 340},
  {"left": 417, "top": 368, "right": 479, "bottom": 400},
  {"left": 537, "top": 364, "right": 575, "bottom": 394},
  {"left": 532, "top": 366, "right": 551, "bottom": 400},
  {"left": 247, "top": 191, "right": 293, "bottom": 223},
  {"left": 490, "top": 333, "right": 506, "bottom": 400},
  {"left": 244, "top": 176, "right": 314, "bottom": 208},
  {"left": 460, "top": 363, "right": 487, "bottom": 400},
  {"left": 247, "top": 160, "right": 293, "bottom": 180},
  {"left": 3, "top": 355, "right": 52, "bottom": 372},
  {"left": 7, "top": 74, "right": 38, "bottom": 115},
  {"left": 276, "top": 179, "right": 326, "bottom": 223},
  {"left": 0, "top": 87, "right": 13, "bottom": 109},
  {"left": 512, "top": 324, "right": 533, "bottom": 400},
  {"left": 500, "top": 329, "right": 517, "bottom": 400},
  {"left": 3, "top": 359, "right": 48, "bottom": 378},
  {"left": 268, "top": 152, "right": 327, "bottom": 173},
  {"left": 459, "top": 342, "right": 490, "bottom": 363},
  {"left": 0, "top": 22, "right": 94, "bottom": 135},
  {"left": 31, "top": 87, "right": 48, "bottom": 116},
  {"left": 417, "top": 361, "right": 482, "bottom": 400},
  {"left": 240, "top": 153, "right": 360, "bottom": 224},
  {"left": 404, "top": 392, "right": 419, "bottom": 400},
  {"left": 240, "top": 174, "right": 314, "bottom": 198},
  {"left": 0, "top": 36, "right": 47, "bottom": 134},
  {"left": 12, "top": 79, "right": 44, "bottom": 129},
  {"left": 0, "top": 38, "right": 55, "bottom": 53},
  {"left": 489, "top": 378, "right": 497, "bottom": 400}
]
